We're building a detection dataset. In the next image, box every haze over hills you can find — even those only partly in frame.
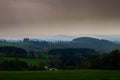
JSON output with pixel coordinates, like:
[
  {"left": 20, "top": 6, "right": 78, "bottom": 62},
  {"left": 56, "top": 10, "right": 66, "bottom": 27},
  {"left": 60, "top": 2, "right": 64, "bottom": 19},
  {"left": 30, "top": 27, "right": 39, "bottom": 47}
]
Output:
[
  {"left": 32, "top": 35, "right": 120, "bottom": 42},
  {"left": 0, "top": 36, "right": 120, "bottom": 53},
  {"left": 27, "top": 35, "right": 120, "bottom": 41},
  {"left": 1, "top": 34, "right": 120, "bottom": 42}
]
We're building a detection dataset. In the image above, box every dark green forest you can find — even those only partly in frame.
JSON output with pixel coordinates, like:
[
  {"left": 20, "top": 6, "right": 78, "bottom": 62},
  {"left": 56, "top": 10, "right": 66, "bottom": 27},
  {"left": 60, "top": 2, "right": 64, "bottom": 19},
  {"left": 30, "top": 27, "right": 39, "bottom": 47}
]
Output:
[{"left": 0, "top": 46, "right": 120, "bottom": 71}]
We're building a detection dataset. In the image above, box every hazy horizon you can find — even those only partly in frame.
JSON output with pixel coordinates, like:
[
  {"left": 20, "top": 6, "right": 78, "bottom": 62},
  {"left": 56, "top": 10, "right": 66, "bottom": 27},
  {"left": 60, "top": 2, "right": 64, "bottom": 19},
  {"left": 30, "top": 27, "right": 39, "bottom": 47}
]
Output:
[
  {"left": 0, "top": 0, "right": 120, "bottom": 38},
  {"left": 0, "top": 34, "right": 120, "bottom": 42}
]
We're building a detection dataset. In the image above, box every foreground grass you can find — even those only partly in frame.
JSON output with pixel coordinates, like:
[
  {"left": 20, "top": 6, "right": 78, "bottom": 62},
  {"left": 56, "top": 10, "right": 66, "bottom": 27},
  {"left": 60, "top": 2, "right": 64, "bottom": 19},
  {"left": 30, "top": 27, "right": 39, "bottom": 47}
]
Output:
[{"left": 0, "top": 70, "right": 120, "bottom": 80}]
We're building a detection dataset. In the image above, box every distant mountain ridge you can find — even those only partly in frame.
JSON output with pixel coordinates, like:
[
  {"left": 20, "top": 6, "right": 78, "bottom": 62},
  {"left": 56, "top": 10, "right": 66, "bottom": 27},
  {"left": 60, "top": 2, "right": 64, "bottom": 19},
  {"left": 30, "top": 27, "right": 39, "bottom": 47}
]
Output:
[
  {"left": 43, "top": 35, "right": 120, "bottom": 41},
  {"left": 71, "top": 37, "right": 120, "bottom": 52},
  {"left": 72, "top": 37, "right": 115, "bottom": 44},
  {"left": 1, "top": 35, "right": 120, "bottom": 42},
  {"left": 45, "top": 35, "right": 120, "bottom": 41}
]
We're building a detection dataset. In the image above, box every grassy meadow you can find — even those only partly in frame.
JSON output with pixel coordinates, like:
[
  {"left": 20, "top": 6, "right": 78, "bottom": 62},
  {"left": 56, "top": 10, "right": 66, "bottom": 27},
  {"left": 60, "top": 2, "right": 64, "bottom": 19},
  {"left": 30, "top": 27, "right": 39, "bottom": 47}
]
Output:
[{"left": 0, "top": 70, "right": 120, "bottom": 80}]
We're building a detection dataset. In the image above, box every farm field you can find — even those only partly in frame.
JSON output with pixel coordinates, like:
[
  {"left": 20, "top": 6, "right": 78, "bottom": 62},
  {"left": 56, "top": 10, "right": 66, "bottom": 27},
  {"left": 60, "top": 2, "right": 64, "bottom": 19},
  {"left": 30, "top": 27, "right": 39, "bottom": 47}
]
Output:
[{"left": 0, "top": 70, "right": 120, "bottom": 80}]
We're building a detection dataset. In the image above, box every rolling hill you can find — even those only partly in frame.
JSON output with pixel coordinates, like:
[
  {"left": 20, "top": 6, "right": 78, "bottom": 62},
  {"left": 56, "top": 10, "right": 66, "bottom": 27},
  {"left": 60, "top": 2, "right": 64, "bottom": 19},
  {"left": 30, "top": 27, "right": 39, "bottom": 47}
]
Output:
[{"left": 71, "top": 37, "right": 120, "bottom": 52}]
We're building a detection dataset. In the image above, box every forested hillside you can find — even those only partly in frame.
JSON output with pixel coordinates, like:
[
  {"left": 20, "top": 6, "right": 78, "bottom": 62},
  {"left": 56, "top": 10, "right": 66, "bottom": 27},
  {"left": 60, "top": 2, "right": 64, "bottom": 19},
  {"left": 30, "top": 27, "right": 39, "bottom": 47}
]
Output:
[
  {"left": 0, "top": 46, "right": 120, "bottom": 70},
  {"left": 0, "top": 37, "right": 119, "bottom": 53}
]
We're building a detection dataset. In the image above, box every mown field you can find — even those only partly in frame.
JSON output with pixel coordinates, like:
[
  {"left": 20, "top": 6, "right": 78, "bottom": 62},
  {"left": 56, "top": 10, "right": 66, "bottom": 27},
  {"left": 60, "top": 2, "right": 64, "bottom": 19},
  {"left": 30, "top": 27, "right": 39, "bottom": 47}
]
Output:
[{"left": 0, "top": 70, "right": 120, "bottom": 80}]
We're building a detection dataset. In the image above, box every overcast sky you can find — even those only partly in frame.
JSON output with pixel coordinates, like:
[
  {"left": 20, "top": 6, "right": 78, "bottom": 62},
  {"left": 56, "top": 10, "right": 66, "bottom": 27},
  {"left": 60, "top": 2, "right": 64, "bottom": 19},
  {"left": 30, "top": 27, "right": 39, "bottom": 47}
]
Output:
[{"left": 0, "top": 0, "right": 120, "bottom": 38}]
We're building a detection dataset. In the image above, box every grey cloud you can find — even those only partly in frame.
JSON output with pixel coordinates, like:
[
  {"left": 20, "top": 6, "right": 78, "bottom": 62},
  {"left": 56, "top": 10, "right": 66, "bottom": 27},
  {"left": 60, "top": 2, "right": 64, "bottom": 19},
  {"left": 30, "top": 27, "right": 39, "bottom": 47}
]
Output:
[
  {"left": 0, "top": 0, "right": 120, "bottom": 26},
  {"left": 0, "top": 0, "right": 120, "bottom": 37}
]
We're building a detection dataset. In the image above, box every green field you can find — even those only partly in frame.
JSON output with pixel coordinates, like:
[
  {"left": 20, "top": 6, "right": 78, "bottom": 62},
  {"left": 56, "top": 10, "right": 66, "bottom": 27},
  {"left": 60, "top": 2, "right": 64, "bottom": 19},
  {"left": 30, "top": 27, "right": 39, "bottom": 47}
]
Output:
[
  {"left": 3, "top": 57, "right": 48, "bottom": 66},
  {"left": 0, "top": 70, "right": 120, "bottom": 80}
]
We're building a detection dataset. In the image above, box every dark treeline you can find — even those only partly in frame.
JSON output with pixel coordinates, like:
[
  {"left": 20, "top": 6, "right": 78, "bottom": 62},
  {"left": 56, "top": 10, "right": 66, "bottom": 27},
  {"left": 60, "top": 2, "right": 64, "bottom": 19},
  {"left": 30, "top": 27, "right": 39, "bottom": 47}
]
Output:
[
  {"left": 0, "top": 46, "right": 120, "bottom": 70},
  {"left": 0, "top": 46, "right": 28, "bottom": 58}
]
